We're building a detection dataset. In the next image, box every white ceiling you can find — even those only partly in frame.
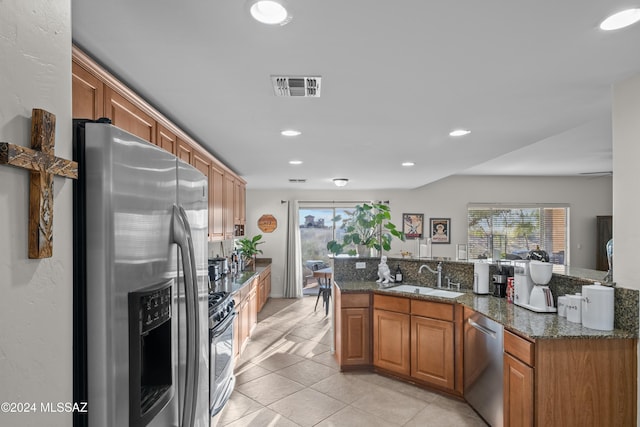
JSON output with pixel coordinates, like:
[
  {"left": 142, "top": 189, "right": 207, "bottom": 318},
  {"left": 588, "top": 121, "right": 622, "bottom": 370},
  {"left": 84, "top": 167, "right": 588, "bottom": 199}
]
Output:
[{"left": 71, "top": 1, "right": 639, "bottom": 190}]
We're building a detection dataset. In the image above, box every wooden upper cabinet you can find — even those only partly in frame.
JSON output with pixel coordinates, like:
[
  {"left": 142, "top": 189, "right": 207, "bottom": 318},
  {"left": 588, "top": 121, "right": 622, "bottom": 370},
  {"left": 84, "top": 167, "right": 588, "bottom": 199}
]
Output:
[
  {"left": 176, "top": 138, "right": 193, "bottom": 165},
  {"left": 104, "top": 87, "right": 156, "bottom": 144},
  {"left": 72, "top": 62, "right": 104, "bottom": 120},
  {"left": 156, "top": 123, "right": 178, "bottom": 155},
  {"left": 234, "top": 180, "right": 245, "bottom": 225},
  {"left": 210, "top": 164, "right": 225, "bottom": 241},
  {"left": 72, "top": 48, "right": 246, "bottom": 245},
  {"left": 223, "top": 174, "right": 235, "bottom": 239},
  {"left": 192, "top": 149, "right": 212, "bottom": 238}
]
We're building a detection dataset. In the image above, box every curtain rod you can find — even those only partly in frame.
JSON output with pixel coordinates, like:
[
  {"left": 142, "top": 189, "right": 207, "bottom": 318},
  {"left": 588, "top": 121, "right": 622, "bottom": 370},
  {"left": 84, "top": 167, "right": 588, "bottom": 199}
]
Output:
[{"left": 281, "top": 200, "right": 390, "bottom": 204}]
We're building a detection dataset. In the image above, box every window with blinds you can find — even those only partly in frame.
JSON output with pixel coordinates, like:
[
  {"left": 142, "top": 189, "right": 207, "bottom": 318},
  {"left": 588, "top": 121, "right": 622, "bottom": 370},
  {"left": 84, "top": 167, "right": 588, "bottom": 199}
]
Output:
[{"left": 467, "top": 205, "right": 568, "bottom": 264}]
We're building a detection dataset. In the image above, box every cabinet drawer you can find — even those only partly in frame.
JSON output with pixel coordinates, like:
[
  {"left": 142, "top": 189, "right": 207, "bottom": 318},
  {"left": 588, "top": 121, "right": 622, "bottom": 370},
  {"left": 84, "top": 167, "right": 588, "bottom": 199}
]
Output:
[
  {"left": 504, "top": 330, "right": 535, "bottom": 366},
  {"left": 342, "top": 293, "right": 371, "bottom": 308},
  {"left": 411, "top": 299, "right": 454, "bottom": 321},
  {"left": 374, "top": 294, "right": 410, "bottom": 313}
]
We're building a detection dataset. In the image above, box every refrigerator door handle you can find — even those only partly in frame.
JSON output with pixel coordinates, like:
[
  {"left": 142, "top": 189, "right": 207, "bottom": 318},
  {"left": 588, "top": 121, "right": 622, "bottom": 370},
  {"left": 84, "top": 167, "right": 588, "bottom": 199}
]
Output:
[{"left": 172, "top": 205, "right": 200, "bottom": 427}]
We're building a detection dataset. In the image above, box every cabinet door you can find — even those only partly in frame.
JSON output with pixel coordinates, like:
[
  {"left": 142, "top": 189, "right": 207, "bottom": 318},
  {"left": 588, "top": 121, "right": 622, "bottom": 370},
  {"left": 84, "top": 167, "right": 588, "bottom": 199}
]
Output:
[
  {"left": 265, "top": 270, "right": 271, "bottom": 302},
  {"left": 156, "top": 123, "right": 178, "bottom": 155},
  {"left": 258, "top": 277, "right": 266, "bottom": 312},
  {"left": 234, "top": 180, "right": 246, "bottom": 230},
  {"left": 411, "top": 316, "right": 454, "bottom": 390},
  {"left": 176, "top": 138, "right": 193, "bottom": 165},
  {"left": 104, "top": 87, "right": 156, "bottom": 143},
  {"left": 209, "top": 165, "right": 225, "bottom": 240},
  {"left": 373, "top": 309, "right": 410, "bottom": 375},
  {"left": 72, "top": 62, "right": 104, "bottom": 119},
  {"left": 192, "top": 150, "right": 212, "bottom": 239},
  {"left": 240, "top": 297, "right": 250, "bottom": 351},
  {"left": 341, "top": 308, "right": 371, "bottom": 366},
  {"left": 504, "top": 353, "right": 534, "bottom": 427},
  {"left": 233, "top": 295, "right": 241, "bottom": 358},
  {"left": 223, "top": 174, "right": 235, "bottom": 240},
  {"left": 249, "top": 280, "right": 258, "bottom": 332}
]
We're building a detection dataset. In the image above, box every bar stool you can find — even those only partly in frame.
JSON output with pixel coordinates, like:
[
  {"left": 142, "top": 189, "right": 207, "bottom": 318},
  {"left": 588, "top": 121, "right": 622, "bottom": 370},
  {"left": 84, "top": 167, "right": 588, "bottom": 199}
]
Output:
[{"left": 314, "top": 269, "right": 332, "bottom": 316}]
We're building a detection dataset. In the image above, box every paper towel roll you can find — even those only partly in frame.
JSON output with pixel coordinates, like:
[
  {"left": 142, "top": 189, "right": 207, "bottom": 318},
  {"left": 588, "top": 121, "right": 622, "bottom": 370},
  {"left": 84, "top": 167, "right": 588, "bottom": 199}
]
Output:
[{"left": 420, "top": 239, "right": 432, "bottom": 258}]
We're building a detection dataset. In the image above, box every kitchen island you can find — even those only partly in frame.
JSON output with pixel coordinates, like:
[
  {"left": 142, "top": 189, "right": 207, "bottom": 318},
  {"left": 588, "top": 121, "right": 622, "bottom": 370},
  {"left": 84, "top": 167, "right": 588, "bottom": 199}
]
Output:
[{"left": 333, "top": 279, "right": 637, "bottom": 426}]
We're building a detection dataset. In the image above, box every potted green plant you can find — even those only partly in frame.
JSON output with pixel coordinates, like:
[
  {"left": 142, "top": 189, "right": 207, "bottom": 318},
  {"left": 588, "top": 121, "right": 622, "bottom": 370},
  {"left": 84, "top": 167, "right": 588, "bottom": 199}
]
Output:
[
  {"left": 236, "top": 234, "right": 264, "bottom": 269},
  {"left": 327, "top": 203, "right": 405, "bottom": 256}
]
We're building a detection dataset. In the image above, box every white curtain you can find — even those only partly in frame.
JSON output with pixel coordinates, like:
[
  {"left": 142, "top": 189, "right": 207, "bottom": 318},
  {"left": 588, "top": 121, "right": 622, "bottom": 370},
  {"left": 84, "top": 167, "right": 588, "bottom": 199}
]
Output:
[{"left": 283, "top": 200, "right": 302, "bottom": 298}]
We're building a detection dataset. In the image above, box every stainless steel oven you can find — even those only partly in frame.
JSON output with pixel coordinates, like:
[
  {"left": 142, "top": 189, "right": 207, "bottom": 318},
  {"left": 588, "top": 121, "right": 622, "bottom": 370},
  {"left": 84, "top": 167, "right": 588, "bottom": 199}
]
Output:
[{"left": 208, "top": 292, "right": 236, "bottom": 419}]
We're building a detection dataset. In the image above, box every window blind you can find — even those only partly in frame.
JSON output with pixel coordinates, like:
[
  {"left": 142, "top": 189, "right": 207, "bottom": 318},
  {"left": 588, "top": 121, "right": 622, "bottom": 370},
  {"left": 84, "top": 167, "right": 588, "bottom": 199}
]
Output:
[{"left": 467, "top": 204, "right": 569, "bottom": 264}]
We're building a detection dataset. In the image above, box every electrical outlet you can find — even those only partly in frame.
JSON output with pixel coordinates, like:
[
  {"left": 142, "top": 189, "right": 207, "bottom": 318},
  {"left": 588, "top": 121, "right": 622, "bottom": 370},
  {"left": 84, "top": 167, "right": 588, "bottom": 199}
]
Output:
[{"left": 355, "top": 262, "right": 366, "bottom": 269}]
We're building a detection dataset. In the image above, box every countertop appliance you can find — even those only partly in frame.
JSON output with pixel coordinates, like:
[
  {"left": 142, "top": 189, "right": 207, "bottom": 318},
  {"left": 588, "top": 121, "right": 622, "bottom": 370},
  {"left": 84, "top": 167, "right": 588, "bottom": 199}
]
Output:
[
  {"left": 208, "top": 291, "right": 236, "bottom": 423},
  {"left": 520, "top": 260, "right": 556, "bottom": 313},
  {"left": 73, "top": 121, "right": 209, "bottom": 427},
  {"left": 464, "top": 311, "right": 504, "bottom": 427},
  {"left": 473, "top": 262, "right": 490, "bottom": 295},
  {"left": 512, "top": 260, "right": 534, "bottom": 307}
]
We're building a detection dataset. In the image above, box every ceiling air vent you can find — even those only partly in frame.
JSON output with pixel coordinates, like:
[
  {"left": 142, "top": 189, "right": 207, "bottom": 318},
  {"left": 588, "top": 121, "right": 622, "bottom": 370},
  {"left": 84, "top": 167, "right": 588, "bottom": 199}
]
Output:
[
  {"left": 288, "top": 178, "right": 307, "bottom": 183},
  {"left": 272, "top": 76, "right": 321, "bottom": 97}
]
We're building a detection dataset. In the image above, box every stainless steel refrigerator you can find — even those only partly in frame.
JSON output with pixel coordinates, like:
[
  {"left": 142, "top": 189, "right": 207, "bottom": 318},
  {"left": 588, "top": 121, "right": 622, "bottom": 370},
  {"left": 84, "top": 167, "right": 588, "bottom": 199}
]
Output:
[{"left": 73, "top": 121, "right": 209, "bottom": 427}]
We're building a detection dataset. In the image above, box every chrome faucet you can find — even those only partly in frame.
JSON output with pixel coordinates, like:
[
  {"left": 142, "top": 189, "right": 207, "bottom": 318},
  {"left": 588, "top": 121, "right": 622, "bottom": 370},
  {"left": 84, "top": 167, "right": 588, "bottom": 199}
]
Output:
[{"left": 419, "top": 262, "right": 443, "bottom": 288}]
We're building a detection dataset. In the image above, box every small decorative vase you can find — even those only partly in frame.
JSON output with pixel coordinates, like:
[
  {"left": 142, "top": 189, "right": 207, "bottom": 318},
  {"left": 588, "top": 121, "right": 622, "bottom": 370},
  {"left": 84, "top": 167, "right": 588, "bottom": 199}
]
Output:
[{"left": 357, "top": 245, "right": 369, "bottom": 257}]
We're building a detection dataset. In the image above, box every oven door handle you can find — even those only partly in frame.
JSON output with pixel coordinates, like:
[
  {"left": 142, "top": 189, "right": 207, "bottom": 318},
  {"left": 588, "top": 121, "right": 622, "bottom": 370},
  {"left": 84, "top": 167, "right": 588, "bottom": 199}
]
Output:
[{"left": 212, "top": 311, "right": 236, "bottom": 339}]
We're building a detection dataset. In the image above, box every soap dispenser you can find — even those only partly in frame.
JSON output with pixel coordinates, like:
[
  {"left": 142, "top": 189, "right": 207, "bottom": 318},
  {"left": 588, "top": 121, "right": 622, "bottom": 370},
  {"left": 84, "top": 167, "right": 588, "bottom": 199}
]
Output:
[{"left": 394, "top": 264, "right": 403, "bottom": 283}]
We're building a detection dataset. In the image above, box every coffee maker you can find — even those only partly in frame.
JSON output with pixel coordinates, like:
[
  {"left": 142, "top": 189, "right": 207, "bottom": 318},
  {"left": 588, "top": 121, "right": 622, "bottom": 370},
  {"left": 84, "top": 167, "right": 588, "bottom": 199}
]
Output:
[
  {"left": 492, "top": 262, "right": 512, "bottom": 298},
  {"left": 513, "top": 260, "right": 556, "bottom": 313}
]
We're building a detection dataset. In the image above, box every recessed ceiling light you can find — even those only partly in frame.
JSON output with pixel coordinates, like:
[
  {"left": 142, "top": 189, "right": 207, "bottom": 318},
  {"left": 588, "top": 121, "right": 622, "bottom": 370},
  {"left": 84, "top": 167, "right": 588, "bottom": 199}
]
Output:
[
  {"left": 281, "top": 129, "right": 301, "bottom": 136},
  {"left": 333, "top": 178, "right": 349, "bottom": 187},
  {"left": 600, "top": 9, "right": 640, "bottom": 31},
  {"left": 449, "top": 129, "right": 471, "bottom": 137},
  {"left": 402, "top": 162, "right": 415, "bottom": 167},
  {"left": 289, "top": 160, "right": 303, "bottom": 165},
  {"left": 249, "top": 0, "right": 292, "bottom": 26}
]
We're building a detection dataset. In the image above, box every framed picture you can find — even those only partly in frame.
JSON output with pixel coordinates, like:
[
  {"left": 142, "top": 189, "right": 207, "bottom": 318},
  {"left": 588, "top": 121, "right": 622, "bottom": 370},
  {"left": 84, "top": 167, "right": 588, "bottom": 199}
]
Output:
[
  {"left": 402, "top": 213, "right": 424, "bottom": 239},
  {"left": 429, "top": 218, "right": 451, "bottom": 244}
]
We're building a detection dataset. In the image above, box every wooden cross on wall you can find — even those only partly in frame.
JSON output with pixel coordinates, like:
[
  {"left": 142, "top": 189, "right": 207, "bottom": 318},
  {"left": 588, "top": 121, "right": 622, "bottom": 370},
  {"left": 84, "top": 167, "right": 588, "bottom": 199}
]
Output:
[{"left": 0, "top": 109, "right": 78, "bottom": 259}]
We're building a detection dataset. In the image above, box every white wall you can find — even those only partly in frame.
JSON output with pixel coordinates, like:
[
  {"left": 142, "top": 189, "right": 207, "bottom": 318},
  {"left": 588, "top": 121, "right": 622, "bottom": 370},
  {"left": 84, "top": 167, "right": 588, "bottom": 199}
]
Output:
[
  {"left": 0, "top": 2, "right": 73, "bottom": 426},
  {"left": 613, "top": 74, "right": 640, "bottom": 291},
  {"left": 612, "top": 72, "right": 640, "bottom": 427},
  {"left": 247, "top": 174, "right": 612, "bottom": 297}
]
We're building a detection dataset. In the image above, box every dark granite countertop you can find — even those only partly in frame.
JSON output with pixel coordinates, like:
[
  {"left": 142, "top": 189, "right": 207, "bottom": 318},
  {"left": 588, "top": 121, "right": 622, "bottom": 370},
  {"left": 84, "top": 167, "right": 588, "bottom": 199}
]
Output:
[
  {"left": 210, "top": 265, "right": 269, "bottom": 295},
  {"left": 335, "top": 280, "right": 636, "bottom": 340}
]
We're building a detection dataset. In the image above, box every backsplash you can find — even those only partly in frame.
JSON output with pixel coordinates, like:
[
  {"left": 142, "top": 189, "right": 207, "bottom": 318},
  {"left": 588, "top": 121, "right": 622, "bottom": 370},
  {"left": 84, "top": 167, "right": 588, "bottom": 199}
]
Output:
[{"left": 333, "top": 257, "right": 639, "bottom": 335}]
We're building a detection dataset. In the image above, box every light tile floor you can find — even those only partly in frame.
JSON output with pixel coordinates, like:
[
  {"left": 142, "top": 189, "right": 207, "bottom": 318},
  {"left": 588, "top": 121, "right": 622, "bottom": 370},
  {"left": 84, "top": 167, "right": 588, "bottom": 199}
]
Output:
[{"left": 217, "top": 296, "right": 487, "bottom": 427}]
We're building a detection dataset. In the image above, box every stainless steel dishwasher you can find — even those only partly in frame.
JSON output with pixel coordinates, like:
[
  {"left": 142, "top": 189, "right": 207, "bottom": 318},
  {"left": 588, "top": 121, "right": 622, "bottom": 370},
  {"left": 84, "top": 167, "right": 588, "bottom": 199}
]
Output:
[{"left": 464, "top": 310, "right": 504, "bottom": 427}]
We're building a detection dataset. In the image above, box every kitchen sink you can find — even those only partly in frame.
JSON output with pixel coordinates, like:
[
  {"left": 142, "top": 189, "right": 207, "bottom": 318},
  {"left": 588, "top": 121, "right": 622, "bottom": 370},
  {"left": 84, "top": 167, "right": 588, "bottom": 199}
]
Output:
[{"left": 385, "top": 284, "right": 463, "bottom": 299}]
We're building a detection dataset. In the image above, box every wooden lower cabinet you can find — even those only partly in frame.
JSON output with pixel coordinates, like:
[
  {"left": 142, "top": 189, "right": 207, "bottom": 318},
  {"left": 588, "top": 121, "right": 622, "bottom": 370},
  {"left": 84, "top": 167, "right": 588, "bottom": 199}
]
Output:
[
  {"left": 373, "top": 306, "right": 411, "bottom": 376},
  {"left": 411, "top": 315, "right": 454, "bottom": 390},
  {"left": 372, "top": 294, "right": 458, "bottom": 393},
  {"left": 334, "top": 286, "right": 371, "bottom": 368},
  {"left": 257, "top": 266, "right": 271, "bottom": 312},
  {"left": 232, "top": 266, "right": 271, "bottom": 360},
  {"left": 504, "top": 352, "right": 533, "bottom": 427},
  {"left": 503, "top": 329, "right": 637, "bottom": 426}
]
